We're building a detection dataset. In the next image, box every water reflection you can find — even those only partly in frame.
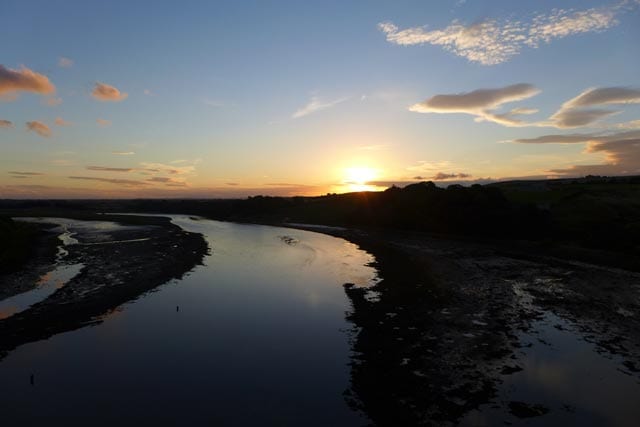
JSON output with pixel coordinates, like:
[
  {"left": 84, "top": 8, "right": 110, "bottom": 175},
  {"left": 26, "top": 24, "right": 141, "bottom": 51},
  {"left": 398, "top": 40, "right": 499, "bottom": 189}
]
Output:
[
  {"left": 0, "top": 216, "right": 377, "bottom": 426},
  {"left": 461, "top": 312, "right": 640, "bottom": 426}
]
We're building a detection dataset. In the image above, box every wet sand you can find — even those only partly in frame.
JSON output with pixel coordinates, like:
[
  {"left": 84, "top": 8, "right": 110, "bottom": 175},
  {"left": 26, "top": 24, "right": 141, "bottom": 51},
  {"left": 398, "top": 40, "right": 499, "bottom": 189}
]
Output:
[
  {"left": 0, "top": 216, "right": 208, "bottom": 359},
  {"left": 285, "top": 224, "right": 640, "bottom": 425}
]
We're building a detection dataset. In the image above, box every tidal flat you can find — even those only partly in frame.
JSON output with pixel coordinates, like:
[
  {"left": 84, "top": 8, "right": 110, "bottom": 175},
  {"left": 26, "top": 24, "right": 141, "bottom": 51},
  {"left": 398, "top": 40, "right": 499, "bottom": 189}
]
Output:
[{"left": 290, "top": 224, "right": 640, "bottom": 426}]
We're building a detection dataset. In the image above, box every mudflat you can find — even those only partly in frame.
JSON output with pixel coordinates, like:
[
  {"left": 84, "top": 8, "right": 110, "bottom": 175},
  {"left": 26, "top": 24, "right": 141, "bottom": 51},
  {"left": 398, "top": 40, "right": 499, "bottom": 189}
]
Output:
[
  {"left": 0, "top": 216, "right": 208, "bottom": 359},
  {"left": 288, "top": 224, "right": 640, "bottom": 425}
]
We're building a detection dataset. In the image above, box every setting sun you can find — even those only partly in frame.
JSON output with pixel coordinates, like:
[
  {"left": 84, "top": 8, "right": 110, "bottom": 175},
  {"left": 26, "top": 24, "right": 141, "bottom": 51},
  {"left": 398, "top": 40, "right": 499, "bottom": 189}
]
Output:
[
  {"left": 344, "top": 167, "right": 377, "bottom": 185},
  {"left": 342, "top": 167, "right": 380, "bottom": 192}
]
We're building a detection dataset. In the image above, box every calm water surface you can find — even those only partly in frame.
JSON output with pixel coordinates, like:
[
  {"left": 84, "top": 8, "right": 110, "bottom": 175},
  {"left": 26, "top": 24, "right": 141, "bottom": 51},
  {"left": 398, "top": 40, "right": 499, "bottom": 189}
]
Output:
[{"left": 0, "top": 216, "right": 377, "bottom": 426}]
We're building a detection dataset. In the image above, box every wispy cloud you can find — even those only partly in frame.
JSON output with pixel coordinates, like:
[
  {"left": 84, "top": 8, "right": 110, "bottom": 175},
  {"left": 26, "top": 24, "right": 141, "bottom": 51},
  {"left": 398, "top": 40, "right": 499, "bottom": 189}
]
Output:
[
  {"left": 43, "top": 97, "right": 62, "bottom": 107},
  {"left": 58, "top": 57, "right": 73, "bottom": 68},
  {"left": 9, "top": 171, "right": 44, "bottom": 177},
  {"left": 68, "top": 176, "right": 147, "bottom": 186},
  {"left": 292, "top": 96, "right": 348, "bottom": 119},
  {"left": 379, "top": 2, "right": 628, "bottom": 65},
  {"left": 112, "top": 151, "right": 135, "bottom": 155},
  {"left": 512, "top": 130, "right": 640, "bottom": 176},
  {"left": 146, "top": 176, "right": 187, "bottom": 186},
  {"left": 91, "top": 82, "right": 128, "bottom": 102},
  {"left": 0, "top": 65, "right": 55, "bottom": 97},
  {"left": 407, "top": 160, "right": 455, "bottom": 173},
  {"left": 410, "top": 83, "right": 540, "bottom": 126},
  {"left": 548, "top": 87, "right": 640, "bottom": 128},
  {"left": 139, "top": 162, "right": 195, "bottom": 175},
  {"left": 26, "top": 121, "right": 52, "bottom": 137},
  {"left": 0, "top": 119, "right": 13, "bottom": 129},
  {"left": 86, "top": 166, "right": 134, "bottom": 172},
  {"left": 97, "top": 118, "right": 112, "bottom": 127},
  {"left": 203, "top": 98, "right": 224, "bottom": 108},
  {"left": 55, "top": 117, "right": 72, "bottom": 126},
  {"left": 413, "top": 84, "right": 640, "bottom": 129}
]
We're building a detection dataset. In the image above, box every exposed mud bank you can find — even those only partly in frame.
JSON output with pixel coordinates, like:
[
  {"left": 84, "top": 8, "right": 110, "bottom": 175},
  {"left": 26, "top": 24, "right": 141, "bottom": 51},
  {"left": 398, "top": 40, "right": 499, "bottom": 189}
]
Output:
[
  {"left": 287, "top": 224, "right": 640, "bottom": 425},
  {"left": 0, "top": 217, "right": 208, "bottom": 359}
]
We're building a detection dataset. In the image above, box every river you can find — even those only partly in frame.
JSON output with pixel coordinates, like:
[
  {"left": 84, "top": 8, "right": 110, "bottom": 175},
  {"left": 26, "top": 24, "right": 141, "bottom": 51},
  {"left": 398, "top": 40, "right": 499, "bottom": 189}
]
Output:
[{"left": 0, "top": 216, "right": 377, "bottom": 426}]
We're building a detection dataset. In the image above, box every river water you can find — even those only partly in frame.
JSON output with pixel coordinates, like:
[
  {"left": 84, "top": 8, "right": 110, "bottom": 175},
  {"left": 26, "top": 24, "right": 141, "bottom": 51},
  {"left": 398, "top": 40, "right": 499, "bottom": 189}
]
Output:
[{"left": 0, "top": 216, "right": 377, "bottom": 426}]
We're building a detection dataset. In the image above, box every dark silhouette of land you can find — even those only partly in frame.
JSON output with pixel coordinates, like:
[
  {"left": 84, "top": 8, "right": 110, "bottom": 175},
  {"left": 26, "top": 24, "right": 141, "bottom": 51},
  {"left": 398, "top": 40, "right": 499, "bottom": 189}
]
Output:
[{"left": 1, "top": 175, "right": 639, "bottom": 425}]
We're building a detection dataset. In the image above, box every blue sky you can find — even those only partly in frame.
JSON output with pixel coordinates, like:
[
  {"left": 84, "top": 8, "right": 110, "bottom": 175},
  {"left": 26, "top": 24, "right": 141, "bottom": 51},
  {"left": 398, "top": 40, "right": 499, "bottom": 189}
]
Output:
[{"left": 1, "top": 0, "right": 639, "bottom": 197}]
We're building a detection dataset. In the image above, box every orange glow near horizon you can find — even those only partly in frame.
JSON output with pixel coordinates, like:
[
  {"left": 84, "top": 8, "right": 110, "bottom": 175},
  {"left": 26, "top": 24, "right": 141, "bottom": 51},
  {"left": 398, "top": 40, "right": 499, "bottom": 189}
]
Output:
[{"left": 340, "top": 166, "right": 382, "bottom": 192}]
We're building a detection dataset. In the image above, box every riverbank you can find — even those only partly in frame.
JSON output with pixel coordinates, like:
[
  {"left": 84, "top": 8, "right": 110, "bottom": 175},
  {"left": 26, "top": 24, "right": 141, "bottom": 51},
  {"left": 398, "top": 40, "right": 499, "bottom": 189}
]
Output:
[
  {"left": 0, "top": 216, "right": 208, "bottom": 359},
  {"left": 285, "top": 223, "right": 640, "bottom": 425},
  {"left": 0, "top": 222, "right": 59, "bottom": 302}
]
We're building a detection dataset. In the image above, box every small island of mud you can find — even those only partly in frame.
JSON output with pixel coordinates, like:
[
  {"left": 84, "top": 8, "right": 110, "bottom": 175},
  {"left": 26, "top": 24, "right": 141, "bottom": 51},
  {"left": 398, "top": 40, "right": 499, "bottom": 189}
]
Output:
[{"left": 0, "top": 215, "right": 208, "bottom": 359}]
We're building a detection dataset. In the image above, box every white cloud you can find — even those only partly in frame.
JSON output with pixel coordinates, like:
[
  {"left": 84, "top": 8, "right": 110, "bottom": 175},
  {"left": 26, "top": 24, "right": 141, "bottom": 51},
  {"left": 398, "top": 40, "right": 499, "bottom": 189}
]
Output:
[
  {"left": 58, "top": 57, "right": 73, "bottom": 68},
  {"left": 413, "top": 84, "right": 640, "bottom": 129},
  {"left": 379, "top": 2, "right": 627, "bottom": 65},
  {"left": 410, "top": 83, "right": 540, "bottom": 126},
  {"left": 292, "top": 96, "right": 348, "bottom": 119},
  {"left": 549, "top": 86, "right": 640, "bottom": 128}
]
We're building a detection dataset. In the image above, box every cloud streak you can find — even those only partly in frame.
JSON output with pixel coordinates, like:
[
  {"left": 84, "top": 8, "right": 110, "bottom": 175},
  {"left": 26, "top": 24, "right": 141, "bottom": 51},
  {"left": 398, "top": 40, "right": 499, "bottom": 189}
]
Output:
[
  {"left": 413, "top": 85, "right": 640, "bottom": 129},
  {"left": 26, "top": 121, "right": 52, "bottom": 137},
  {"left": 9, "top": 171, "right": 44, "bottom": 177},
  {"left": 55, "top": 117, "right": 72, "bottom": 126},
  {"left": 86, "top": 166, "right": 135, "bottom": 172},
  {"left": 91, "top": 82, "right": 128, "bottom": 102},
  {"left": 43, "top": 97, "right": 62, "bottom": 107},
  {"left": 548, "top": 87, "right": 640, "bottom": 128},
  {"left": 68, "top": 176, "right": 147, "bottom": 187},
  {"left": 0, "top": 65, "right": 55, "bottom": 97},
  {"left": 292, "top": 96, "right": 348, "bottom": 119},
  {"left": 58, "top": 57, "right": 73, "bottom": 68},
  {"left": 410, "top": 83, "right": 540, "bottom": 126},
  {"left": 0, "top": 119, "right": 13, "bottom": 129},
  {"left": 512, "top": 130, "right": 640, "bottom": 176},
  {"left": 379, "top": 2, "right": 626, "bottom": 65}
]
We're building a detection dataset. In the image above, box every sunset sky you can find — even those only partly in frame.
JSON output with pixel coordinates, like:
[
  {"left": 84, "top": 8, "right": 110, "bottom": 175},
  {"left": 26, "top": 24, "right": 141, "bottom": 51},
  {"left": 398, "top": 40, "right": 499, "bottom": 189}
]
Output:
[{"left": 1, "top": 0, "right": 639, "bottom": 198}]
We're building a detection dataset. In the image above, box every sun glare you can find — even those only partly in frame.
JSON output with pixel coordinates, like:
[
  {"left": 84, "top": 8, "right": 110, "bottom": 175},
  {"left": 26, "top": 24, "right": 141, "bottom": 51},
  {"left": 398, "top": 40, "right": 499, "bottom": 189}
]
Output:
[
  {"left": 345, "top": 167, "right": 377, "bottom": 185},
  {"left": 343, "top": 167, "right": 379, "bottom": 192}
]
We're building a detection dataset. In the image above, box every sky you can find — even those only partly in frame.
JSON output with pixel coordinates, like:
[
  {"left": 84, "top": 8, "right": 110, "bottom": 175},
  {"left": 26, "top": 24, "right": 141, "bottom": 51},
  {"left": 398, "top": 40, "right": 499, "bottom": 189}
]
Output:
[{"left": 1, "top": 0, "right": 639, "bottom": 198}]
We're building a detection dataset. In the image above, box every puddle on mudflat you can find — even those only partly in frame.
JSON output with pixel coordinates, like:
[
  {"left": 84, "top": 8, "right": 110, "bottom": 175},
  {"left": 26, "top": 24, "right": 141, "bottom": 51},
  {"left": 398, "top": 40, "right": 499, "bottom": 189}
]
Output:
[
  {"left": 0, "top": 220, "right": 84, "bottom": 320},
  {"left": 16, "top": 217, "right": 152, "bottom": 244},
  {"left": 0, "top": 264, "right": 83, "bottom": 320},
  {"left": 461, "top": 310, "right": 640, "bottom": 426}
]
